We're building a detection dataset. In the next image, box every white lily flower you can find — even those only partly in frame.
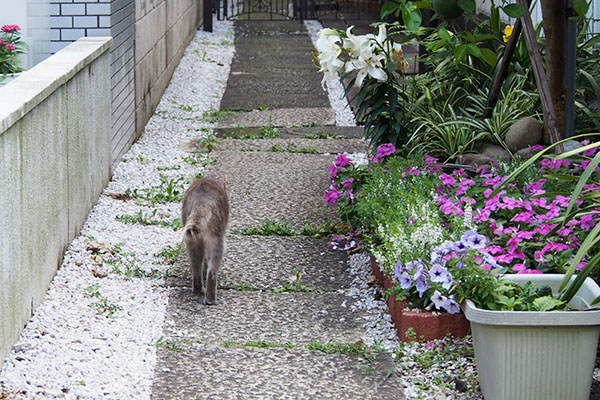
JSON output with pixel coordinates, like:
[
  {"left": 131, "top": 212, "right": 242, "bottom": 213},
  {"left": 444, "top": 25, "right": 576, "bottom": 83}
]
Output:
[
  {"left": 316, "top": 28, "right": 344, "bottom": 90},
  {"left": 345, "top": 28, "right": 387, "bottom": 87},
  {"left": 343, "top": 25, "right": 367, "bottom": 58}
]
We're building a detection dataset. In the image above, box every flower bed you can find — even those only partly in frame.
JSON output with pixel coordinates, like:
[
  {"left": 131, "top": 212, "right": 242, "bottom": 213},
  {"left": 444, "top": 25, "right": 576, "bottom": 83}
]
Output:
[
  {"left": 327, "top": 141, "right": 600, "bottom": 318},
  {"left": 371, "top": 256, "right": 470, "bottom": 342}
]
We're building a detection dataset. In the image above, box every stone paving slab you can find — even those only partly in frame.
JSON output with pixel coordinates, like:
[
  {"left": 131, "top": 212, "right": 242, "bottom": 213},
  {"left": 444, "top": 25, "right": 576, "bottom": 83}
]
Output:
[
  {"left": 220, "top": 20, "right": 330, "bottom": 111},
  {"left": 153, "top": 347, "right": 401, "bottom": 399},
  {"left": 152, "top": 346, "right": 402, "bottom": 400},
  {"left": 159, "top": 289, "right": 366, "bottom": 345},
  {"left": 209, "top": 137, "right": 367, "bottom": 154},
  {"left": 169, "top": 234, "right": 353, "bottom": 291},
  {"left": 203, "top": 151, "right": 339, "bottom": 231},
  {"left": 216, "top": 107, "right": 335, "bottom": 127}
]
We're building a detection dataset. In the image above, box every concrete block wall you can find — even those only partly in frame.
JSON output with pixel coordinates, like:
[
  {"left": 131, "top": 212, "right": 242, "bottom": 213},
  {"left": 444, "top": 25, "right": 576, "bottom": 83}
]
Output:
[
  {"left": 50, "top": 0, "right": 136, "bottom": 164},
  {"left": 134, "top": 0, "right": 200, "bottom": 136},
  {"left": 0, "top": 37, "right": 113, "bottom": 364},
  {"left": 50, "top": 0, "right": 202, "bottom": 165}
]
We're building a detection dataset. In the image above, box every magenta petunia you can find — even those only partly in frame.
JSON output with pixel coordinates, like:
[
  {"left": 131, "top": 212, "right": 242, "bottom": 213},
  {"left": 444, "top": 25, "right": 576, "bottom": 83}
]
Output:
[
  {"left": 376, "top": 143, "right": 396, "bottom": 158},
  {"left": 335, "top": 154, "right": 351, "bottom": 168}
]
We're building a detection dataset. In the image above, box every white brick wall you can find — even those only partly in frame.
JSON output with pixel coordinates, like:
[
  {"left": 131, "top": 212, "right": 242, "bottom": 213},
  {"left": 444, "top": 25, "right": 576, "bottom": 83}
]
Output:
[{"left": 51, "top": 0, "right": 136, "bottom": 166}]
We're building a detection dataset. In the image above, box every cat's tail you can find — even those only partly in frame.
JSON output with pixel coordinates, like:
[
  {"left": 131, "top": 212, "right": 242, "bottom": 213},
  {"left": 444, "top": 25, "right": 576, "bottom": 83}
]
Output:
[{"left": 183, "top": 211, "right": 210, "bottom": 240}]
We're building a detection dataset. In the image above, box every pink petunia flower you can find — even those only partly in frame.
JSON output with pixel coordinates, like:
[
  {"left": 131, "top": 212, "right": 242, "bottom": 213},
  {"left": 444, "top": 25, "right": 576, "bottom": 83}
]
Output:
[{"left": 376, "top": 143, "right": 396, "bottom": 158}]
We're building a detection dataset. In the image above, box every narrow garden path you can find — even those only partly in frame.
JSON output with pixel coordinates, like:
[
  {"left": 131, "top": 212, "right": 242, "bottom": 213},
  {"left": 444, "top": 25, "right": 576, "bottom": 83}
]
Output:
[{"left": 150, "top": 21, "right": 404, "bottom": 399}]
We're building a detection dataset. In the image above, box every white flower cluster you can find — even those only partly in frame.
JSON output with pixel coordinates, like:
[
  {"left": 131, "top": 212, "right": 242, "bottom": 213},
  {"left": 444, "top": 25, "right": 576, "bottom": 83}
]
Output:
[{"left": 315, "top": 24, "right": 407, "bottom": 90}]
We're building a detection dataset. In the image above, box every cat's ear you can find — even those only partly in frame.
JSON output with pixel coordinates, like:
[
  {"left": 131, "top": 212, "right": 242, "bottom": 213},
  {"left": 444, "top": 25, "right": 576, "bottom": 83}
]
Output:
[{"left": 221, "top": 176, "right": 227, "bottom": 190}]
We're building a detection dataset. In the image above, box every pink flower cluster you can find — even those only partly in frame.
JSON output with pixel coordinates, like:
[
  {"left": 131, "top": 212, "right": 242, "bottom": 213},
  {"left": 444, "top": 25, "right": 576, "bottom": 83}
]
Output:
[
  {"left": 430, "top": 153, "right": 600, "bottom": 274},
  {"left": 1, "top": 25, "right": 21, "bottom": 32},
  {"left": 324, "top": 143, "right": 396, "bottom": 206}
]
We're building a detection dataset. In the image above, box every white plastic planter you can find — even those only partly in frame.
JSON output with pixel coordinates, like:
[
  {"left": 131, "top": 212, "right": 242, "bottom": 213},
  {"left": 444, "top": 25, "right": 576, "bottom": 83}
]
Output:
[{"left": 462, "top": 274, "right": 600, "bottom": 400}]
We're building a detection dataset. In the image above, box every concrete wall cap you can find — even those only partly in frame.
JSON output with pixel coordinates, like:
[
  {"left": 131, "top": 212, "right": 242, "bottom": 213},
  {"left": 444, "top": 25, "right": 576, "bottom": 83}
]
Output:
[{"left": 0, "top": 36, "right": 113, "bottom": 134}]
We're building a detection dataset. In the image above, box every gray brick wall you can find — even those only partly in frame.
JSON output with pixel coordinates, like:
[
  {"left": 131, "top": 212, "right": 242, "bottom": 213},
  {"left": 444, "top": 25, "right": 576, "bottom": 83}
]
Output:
[{"left": 50, "top": 0, "right": 136, "bottom": 166}]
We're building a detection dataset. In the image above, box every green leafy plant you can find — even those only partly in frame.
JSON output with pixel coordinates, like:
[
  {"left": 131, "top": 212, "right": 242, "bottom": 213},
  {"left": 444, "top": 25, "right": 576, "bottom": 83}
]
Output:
[
  {"left": 85, "top": 284, "right": 122, "bottom": 318},
  {"left": 155, "top": 242, "right": 185, "bottom": 265},
  {"left": 116, "top": 209, "right": 182, "bottom": 230},
  {"left": 241, "top": 218, "right": 293, "bottom": 236},
  {"left": 0, "top": 24, "right": 27, "bottom": 76},
  {"left": 306, "top": 340, "right": 373, "bottom": 361}
]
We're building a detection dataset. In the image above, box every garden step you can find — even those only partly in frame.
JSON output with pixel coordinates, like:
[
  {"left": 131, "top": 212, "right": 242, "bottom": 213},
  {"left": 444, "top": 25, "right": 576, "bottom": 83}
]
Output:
[
  {"left": 202, "top": 151, "right": 340, "bottom": 231},
  {"left": 167, "top": 234, "right": 353, "bottom": 292},
  {"left": 210, "top": 136, "right": 366, "bottom": 155},
  {"left": 152, "top": 346, "right": 401, "bottom": 400}
]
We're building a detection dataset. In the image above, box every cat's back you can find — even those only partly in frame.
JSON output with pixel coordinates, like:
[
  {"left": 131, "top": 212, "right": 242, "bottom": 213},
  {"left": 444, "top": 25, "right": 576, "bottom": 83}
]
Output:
[{"left": 182, "top": 178, "right": 229, "bottom": 225}]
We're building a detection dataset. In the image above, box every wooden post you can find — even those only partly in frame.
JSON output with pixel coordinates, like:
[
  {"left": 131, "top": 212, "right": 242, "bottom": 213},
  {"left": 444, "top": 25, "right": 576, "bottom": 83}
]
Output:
[
  {"left": 540, "top": 0, "right": 567, "bottom": 141},
  {"left": 517, "top": 0, "right": 563, "bottom": 152},
  {"left": 483, "top": 19, "right": 523, "bottom": 119}
]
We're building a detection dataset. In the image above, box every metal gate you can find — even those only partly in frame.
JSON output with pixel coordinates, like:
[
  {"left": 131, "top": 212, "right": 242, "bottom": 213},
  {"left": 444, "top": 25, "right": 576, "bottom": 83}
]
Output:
[{"left": 214, "top": 0, "right": 382, "bottom": 21}]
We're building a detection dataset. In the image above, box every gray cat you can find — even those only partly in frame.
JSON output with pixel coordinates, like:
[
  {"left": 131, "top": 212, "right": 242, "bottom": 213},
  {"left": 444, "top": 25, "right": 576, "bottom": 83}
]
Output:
[{"left": 181, "top": 177, "right": 229, "bottom": 305}]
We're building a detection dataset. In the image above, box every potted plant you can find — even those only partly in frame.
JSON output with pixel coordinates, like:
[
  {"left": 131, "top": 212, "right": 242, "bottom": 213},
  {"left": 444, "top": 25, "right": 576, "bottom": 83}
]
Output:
[
  {"left": 463, "top": 274, "right": 600, "bottom": 400},
  {"left": 459, "top": 137, "right": 600, "bottom": 400},
  {"left": 0, "top": 24, "right": 27, "bottom": 86}
]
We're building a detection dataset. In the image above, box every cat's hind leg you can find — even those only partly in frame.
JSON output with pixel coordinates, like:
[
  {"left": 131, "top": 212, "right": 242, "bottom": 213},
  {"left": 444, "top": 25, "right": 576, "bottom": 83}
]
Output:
[{"left": 203, "top": 236, "right": 224, "bottom": 305}]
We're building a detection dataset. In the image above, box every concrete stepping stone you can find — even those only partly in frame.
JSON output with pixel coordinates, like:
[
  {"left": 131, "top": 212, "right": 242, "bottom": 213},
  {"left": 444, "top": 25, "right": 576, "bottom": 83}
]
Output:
[
  {"left": 152, "top": 346, "right": 402, "bottom": 400},
  {"left": 202, "top": 151, "right": 340, "bottom": 231},
  {"left": 168, "top": 234, "right": 353, "bottom": 292}
]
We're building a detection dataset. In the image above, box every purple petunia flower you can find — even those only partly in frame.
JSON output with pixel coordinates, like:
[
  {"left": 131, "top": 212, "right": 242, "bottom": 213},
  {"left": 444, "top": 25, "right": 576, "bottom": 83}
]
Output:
[
  {"left": 452, "top": 240, "right": 468, "bottom": 255},
  {"left": 398, "top": 272, "right": 412, "bottom": 289},
  {"left": 394, "top": 261, "right": 404, "bottom": 278},
  {"left": 461, "top": 230, "right": 487, "bottom": 249},
  {"left": 429, "top": 264, "right": 449, "bottom": 284},
  {"left": 442, "top": 297, "right": 461, "bottom": 314},
  {"left": 431, "top": 290, "right": 446, "bottom": 309},
  {"left": 414, "top": 270, "right": 428, "bottom": 297}
]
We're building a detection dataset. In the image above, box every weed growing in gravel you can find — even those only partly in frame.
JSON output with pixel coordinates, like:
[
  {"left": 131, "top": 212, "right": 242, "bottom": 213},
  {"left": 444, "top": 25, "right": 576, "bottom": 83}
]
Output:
[
  {"left": 297, "top": 220, "right": 347, "bottom": 238},
  {"left": 202, "top": 108, "right": 234, "bottom": 123},
  {"left": 125, "top": 174, "right": 185, "bottom": 204},
  {"left": 240, "top": 148, "right": 260, "bottom": 152},
  {"left": 183, "top": 152, "right": 217, "bottom": 167},
  {"left": 84, "top": 284, "right": 122, "bottom": 318},
  {"left": 116, "top": 209, "right": 182, "bottom": 230},
  {"left": 222, "top": 339, "right": 295, "bottom": 349},
  {"left": 105, "top": 256, "right": 147, "bottom": 279},
  {"left": 155, "top": 242, "right": 185, "bottom": 265},
  {"left": 235, "top": 283, "right": 253, "bottom": 291},
  {"left": 307, "top": 340, "right": 373, "bottom": 361},
  {"left": 137, "top": 153, "right": 148, "bottom": 163},
  {"left": 156, "top": 165, "right": 181, "bottom": 171},
  {"left": 155, "top": 337, "right": 198, "bottom": 352},
  {"left": 223, "top": 124, "right": 279, "bottom": 139},
  {"left": 395, "top": 335, "right": 478, "bottom": 396}
]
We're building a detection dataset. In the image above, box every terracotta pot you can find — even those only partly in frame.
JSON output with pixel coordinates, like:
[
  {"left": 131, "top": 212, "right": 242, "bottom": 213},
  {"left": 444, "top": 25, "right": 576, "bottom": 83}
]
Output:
[{"left": 370, "top": 255, "right": 470, "bottom": 342}]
